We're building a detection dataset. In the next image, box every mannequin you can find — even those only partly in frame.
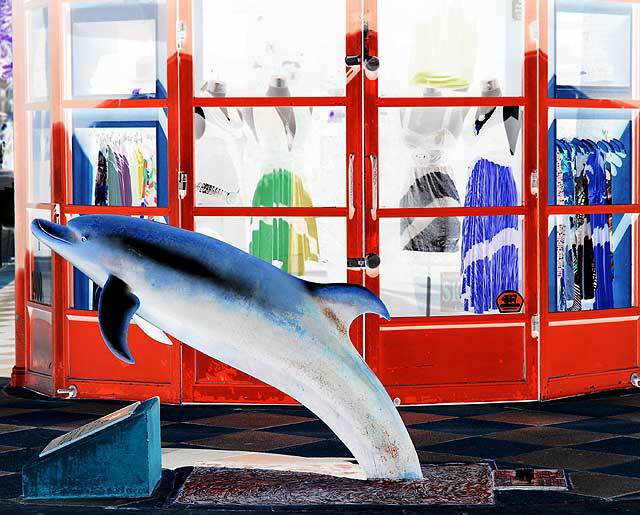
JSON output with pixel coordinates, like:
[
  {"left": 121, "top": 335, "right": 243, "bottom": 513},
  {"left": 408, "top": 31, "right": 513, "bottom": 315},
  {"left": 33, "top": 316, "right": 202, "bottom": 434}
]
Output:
[
  {"left": 399, "top": 87, "right": 468, "bottom": 315},
  {"left": 194, "top": 79, "right": 245, "bottom": 246},
  {"left": 460, "top": 79, "right": 521, "bottom": 314},
  {"left": 249, "top": 75, "right": 319, "bottom": 276}
]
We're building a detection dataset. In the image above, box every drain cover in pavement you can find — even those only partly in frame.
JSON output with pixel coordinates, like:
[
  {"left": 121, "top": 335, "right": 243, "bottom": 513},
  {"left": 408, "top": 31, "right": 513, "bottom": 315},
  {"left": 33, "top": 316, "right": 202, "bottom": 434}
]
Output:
[
  {"left": 493, "top": 469, "right": 568, "bottom": 491},
  {"left": 174, "top": 464, "right": 494, "bottom": 506}
]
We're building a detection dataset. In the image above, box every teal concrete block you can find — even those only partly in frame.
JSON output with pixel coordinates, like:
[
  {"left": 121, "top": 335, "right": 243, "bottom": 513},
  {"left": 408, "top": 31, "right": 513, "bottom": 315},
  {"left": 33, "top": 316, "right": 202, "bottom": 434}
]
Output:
[{"left": 22, "top": 397, "right": 161, "bottom": 499}]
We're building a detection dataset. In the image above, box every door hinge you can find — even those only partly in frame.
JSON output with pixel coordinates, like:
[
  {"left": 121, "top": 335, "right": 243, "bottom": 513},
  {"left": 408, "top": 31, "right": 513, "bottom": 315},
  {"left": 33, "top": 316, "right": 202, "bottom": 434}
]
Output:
[
  {"left": 347, "top": 253, "right": 380, "bottom": 270},
  {"left": 176, "top": 20, "right": 186, "bottom": 51},
  {"left": 530, "top": 170, "right": 539, "bottom": 197},
  {"left": 178, "top": 170, "right": 187, "bottom": 199},
  {"left": 531, "top": 314, "right": 540, "bottom": 339}
]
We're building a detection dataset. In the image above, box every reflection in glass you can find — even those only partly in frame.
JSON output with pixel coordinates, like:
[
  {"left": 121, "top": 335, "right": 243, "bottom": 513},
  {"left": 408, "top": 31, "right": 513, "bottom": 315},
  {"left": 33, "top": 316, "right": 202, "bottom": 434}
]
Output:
[
  {"left": 29, "top": 111, "right": 51, "bottom": 204},
  {"left": 381, "top": 217, "right": 524, "bottom": 317},
  {"left": 195, "top": 216, "right": 346, "bottom": 282},
  {"left": 195, "top": 106, "right": 345, "bottom": 207},
  {"left": 552, "top": 1, "right": 635, "bottom": 99},
  {"left": 380, "top": 106, "right": 522, "bottom": 210},
  {"left": 378, "top": 0, "right": 523, "bottom": 97},
  {"left": 550, "top": 109, "right": 632, "bottom": 205},
  {"left": 70, "top": 109, "right": 168, "bottom": 207},
  {"left": 26, "top": 7, "right": 49, "bottom": 101},
  {"left": 549, "top": 213, "right": 633, "bottom": 312},
  {"left": 68, "top": 0, "right": 167, "bottom": 99},
  {"left": 193, "top": 0, "right": 345, "bottom": 97}
]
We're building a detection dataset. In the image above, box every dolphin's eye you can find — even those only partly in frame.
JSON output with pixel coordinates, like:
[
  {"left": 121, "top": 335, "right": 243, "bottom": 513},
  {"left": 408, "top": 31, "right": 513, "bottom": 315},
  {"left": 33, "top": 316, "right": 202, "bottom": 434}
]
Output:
[{"left": 81, "top": 235, "right": 87, "bottom": 242}]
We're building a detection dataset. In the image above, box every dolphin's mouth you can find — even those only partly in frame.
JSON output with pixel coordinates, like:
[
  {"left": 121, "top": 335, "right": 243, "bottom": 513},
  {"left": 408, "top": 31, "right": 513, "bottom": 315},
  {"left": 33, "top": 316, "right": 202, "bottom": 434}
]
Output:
[{"left": 31, "top": 219, "right": 77, "bottom": 246}]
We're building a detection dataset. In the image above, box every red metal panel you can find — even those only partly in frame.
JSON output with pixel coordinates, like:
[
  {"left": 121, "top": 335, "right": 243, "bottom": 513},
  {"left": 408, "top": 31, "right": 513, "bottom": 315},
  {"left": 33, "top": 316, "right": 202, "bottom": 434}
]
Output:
[
  {"left": 27, "top": 307, "right": 53, "bottom": 376},
  {"left": 546, "top": 318, "right": 639, "bottom": 378},
  {"left": 66, "top": 315, "right": 174, "bottom": 384},
  {"left": 378, "top": 324, "right": 527, "bottom": 386}
]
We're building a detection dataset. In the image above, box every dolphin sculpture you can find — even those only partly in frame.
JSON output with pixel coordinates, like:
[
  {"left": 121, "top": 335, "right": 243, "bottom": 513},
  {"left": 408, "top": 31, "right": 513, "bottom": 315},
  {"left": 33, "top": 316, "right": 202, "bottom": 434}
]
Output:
[{"left": 31, "top": 215, "right": 422, "bottom": 480}]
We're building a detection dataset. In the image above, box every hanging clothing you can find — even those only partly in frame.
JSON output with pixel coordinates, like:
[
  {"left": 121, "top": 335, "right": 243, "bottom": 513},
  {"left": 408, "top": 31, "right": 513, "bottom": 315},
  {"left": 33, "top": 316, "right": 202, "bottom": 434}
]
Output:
[
  {"left": 106, "top": 146, "right": 121, "bottom": 207},
  {"left": 249, "top": 106, "right": 320, "bottom": 276},
  {"left": 400, "top": 107, "right": 463, "bottom": 252},
  {"left": 409, "top": 0, "right": 477, "bottom": 90},
  {"left": 461, "top": 158, "right": 520, "bottom": 314},
  {"left": 94, "top": 149, "right": 108, "bottom": 206},
  {"left": 554, "top": 141, "right": 617, "bottom": 312},
  {"left": 460, "top": 106, "right": 521, "bottom": 315}
]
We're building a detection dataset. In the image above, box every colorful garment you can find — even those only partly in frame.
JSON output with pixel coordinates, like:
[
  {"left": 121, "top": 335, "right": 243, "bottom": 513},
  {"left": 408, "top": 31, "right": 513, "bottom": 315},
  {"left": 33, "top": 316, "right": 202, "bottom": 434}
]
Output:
[
  {"left": 461, "top": 158, "right": 519, "bottom": 314},
  {"left": 106, "top": 146, "right": 121, "bottom": 206},
  {"left": 249, "top": 168, "right": 319, "bottom": 276},
  {"left": 94, "top": 149, "right": 108, "bottom": 206}
]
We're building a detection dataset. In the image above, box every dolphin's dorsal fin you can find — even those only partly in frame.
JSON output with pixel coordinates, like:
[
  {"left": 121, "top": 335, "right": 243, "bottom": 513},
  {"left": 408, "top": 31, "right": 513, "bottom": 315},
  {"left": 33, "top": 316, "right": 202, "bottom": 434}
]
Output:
[
  {"left": 133, "top": 315, "right": 173, "bottom": 346},
  {"left": 308, "top": 283, "right": 390, "bottom": 334},
  {"left": 98, "top": 275, "right": 139, "bottom": 364}
]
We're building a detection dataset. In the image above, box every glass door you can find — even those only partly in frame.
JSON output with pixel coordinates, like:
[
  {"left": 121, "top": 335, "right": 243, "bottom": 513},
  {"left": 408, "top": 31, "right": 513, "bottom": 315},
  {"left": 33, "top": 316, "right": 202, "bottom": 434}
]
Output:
[
  {"left": 180, "top": 0, "right": 363, "bottom": 403},
  {"left": 363, "top": 0, "right": 540, "bottom": 404},
  {"left": 540, "top": 0, "right": 640, "bottom": 399}
]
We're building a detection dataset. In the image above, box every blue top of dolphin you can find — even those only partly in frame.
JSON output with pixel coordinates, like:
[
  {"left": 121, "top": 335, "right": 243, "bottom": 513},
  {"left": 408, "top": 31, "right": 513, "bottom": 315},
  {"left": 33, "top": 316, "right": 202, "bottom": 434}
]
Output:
[{"left": 31, "top": 215, "right": 421, "bottom": 481}]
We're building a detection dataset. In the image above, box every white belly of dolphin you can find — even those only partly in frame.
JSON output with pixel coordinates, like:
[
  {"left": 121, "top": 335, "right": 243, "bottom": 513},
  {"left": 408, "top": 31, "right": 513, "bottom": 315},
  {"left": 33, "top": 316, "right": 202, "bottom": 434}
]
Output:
[{"left": 133, "top": 276, "right": 423, "bottom": 480}]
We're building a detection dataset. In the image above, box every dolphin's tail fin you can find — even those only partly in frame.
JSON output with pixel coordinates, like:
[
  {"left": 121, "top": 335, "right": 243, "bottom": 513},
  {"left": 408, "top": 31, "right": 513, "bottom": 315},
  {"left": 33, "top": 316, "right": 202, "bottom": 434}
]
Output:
[{"left": 307, "top": 283, "right": 390, "bottom": 333}]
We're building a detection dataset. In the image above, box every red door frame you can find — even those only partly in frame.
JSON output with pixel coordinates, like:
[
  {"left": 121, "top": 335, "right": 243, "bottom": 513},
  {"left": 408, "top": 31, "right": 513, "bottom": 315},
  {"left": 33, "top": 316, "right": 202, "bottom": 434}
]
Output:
[
  {"left": 13, "top": 0, "right": 183, "bottom": 403},
  {"left": 178, "top": 0, "right": 365, "bottom": 403},
  {"left": 12, "top": 0, "right": 640, "bottom": 405},
  {"left": 362, "top": 0, "right": 540, "bottom": 405},
  {"left": 538, "top": 0, "right": 640, "bottom": 399}
]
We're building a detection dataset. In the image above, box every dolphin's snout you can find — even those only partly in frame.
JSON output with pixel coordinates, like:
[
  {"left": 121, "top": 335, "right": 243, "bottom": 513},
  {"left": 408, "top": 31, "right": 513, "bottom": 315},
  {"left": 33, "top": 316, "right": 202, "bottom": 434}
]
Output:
[{"left": 31, "top": 219, "right": 78, "bottom": 246}]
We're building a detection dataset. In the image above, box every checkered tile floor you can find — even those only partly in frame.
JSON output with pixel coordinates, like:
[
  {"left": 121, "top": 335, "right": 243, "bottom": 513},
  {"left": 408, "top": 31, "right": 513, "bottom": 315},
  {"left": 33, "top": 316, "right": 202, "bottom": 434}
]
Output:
[{"left": 0, "top": 387, "right": 639, "bottom": 504}]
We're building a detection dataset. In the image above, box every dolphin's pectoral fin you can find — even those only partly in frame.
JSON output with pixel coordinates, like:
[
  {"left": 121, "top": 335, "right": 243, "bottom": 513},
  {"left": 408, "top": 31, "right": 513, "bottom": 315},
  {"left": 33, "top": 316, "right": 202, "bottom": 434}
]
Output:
[
  {"left": 308, "top": 283, "right": 391, "bottom": 333},
  {"left": 133, "top": 315, "right": 173, "bottom": 345},
  {"left": 98, "top": 275, "right": 140, "bottom": 364}
]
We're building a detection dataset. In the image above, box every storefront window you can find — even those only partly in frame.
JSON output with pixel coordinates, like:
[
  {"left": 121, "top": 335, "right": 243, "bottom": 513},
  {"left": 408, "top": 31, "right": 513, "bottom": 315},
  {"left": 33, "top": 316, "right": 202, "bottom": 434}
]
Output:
[
  {"left": 550, "top": 0, "right": 637, "bottom": 99},
  {"left": 195, "top": 216, "right": 347, "bottom": 283},
  {"left": 29, "top": 209, "right": 53, "bottom": 306},
  {"left": 378, "top": 0, "right": 524, "bottom": 97},
  {"left": 380, "top": 216, "right": 525, "bottom": 317},
  {"left": 379, "top": 106, "right": 523, "bottom": 209},
  {"left": 68, "top": 108, "right": 168, "bottom": 207},
  {"left": 28, "top": 110, "right": 51, "bottom": 204},
  {"left": 26, "top": 7, "right": 49, "bottom": 102},
  {"left": 193, "top": 0, "right": 346, "bottom": 97},
  {"left": 66, "top": 0, "right": 167, "bottom": 99},
  {"left": 194, "top": 106, "right": 346, "bottom": 208},
  {"left": 548, "top": 213, "right": 634, "bottom": 312},
  {"left": 549, "top": 108, "right": 633, "bottom": 206}
]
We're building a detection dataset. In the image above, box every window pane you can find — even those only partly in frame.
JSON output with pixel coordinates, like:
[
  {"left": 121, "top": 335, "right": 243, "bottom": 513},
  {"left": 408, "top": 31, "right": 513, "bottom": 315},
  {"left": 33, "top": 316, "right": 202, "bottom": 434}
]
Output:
[
  {"left": 380, "top": 216, "right": 524, "bottom": 317},
  {"left": 29, "top": 209, "right": 53, "bottom": 306},
  {"left": 195, "top": 216, "right": 346, "bottom": 282},
  {"left": 379, "top": 107, "right": 523, "bottom": 208},
  {"left": 378, "top": 0, "right": 524, "bottom": 97},
  {"left": 195, "top": 106, "right": 345, "bottom": 207},
  {"left": 193, "top": 0, "right": 346, "bottom": 97},
  {"left": 549, "top": 213, "right": 634, "bottom": 312},
  {"left": 550, "top": 0, "right": 636, "bottom": 99},
  {"left": 28, "top": 110, "right": 51, "bottom": 204},
  {"left": 68, "top": 108, "right": 168, "bottom": 207},
  {"left": 67, "top": 0, "right": 167, "bottom": 99},
  {"left": 26, "top": 7, "right": 49, "bottom": 102},
  {"left": 549, "top": 108, "right": 633, "bottom": 206}
]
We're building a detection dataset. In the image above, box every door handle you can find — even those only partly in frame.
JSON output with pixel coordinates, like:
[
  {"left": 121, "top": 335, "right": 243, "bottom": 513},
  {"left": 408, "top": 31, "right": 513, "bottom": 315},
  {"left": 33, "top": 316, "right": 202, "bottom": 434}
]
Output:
[
  {"left": 368, "top": 154, "right": 378, "bottom": 221},
  {"left": 348, "top": 153, "right": 355, "bottom": 219}
]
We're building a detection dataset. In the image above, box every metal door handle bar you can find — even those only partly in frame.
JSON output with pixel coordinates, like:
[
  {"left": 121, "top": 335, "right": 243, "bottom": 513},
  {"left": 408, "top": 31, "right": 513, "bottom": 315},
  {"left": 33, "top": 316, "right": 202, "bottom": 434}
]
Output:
[
  {"left": 348, "top": 153, "right": 356, "bottom": 219},
  {"left": 369, "top": 154, "right": 378, "bottom": 221}
]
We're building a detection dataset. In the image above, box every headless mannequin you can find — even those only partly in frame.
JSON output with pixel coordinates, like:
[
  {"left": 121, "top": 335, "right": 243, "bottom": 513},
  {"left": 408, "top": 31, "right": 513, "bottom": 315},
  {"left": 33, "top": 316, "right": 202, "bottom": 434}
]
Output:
[
  {"left": 399, "top": 87, "right": 467, "bottom": 316},
  {"left": 473, "top": 79, "right": 521, "bottom": 156}
]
